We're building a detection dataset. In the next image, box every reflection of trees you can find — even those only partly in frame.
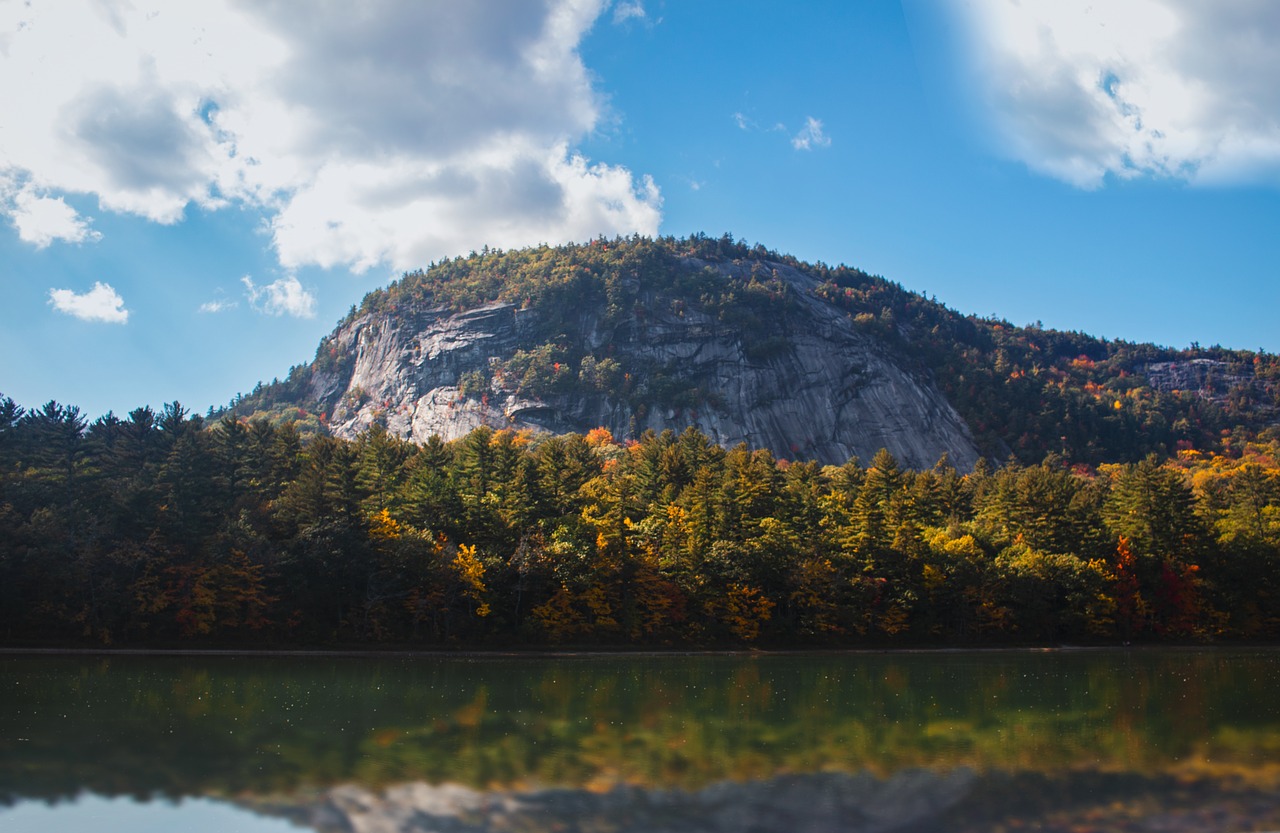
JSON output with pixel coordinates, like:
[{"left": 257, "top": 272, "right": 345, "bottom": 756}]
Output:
[{"left": 2, "top": 651, "right": 1279, "bottom": 805}]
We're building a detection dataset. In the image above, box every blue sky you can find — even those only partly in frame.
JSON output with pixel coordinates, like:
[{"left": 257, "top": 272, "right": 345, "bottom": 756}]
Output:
[{"left": 2, "top": 0, "right": 1279, "bottom": 421}]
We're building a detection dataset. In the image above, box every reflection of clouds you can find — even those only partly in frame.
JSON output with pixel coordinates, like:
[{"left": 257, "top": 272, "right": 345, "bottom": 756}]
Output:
[{"left": 246, "top": 770, "right": 977, "bottom": 833}]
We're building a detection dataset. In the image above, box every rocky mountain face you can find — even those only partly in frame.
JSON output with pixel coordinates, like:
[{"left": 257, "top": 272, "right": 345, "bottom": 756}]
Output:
[
  {"left": 247, "top": 770, "right": 977, "bottom": 833},
  {"left": 302, "top": 256, "right": 982, "bottom": 470},
  {"left": 1143, "top": 358, "right": 1279, "bottom": 419}
]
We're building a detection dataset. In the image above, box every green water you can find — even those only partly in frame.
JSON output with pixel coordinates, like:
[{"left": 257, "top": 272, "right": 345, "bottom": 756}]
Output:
[{"left": 3, "top": 649, "right": 1280, "bottom": 831}]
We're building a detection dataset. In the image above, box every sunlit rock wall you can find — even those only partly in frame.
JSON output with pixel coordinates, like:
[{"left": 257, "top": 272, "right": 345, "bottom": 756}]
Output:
[{"left": 308, "top": 259, "right": 981, "bottom": 470}]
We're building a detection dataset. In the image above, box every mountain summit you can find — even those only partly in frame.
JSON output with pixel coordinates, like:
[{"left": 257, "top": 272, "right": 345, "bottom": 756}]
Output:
[{"left": 234, "top": 235, "right": 1279, "bottom": 467}]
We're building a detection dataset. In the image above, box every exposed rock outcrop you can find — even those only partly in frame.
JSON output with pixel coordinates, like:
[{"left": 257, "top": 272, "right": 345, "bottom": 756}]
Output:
[
  {"left": 247, "top": 769, "right": 977, "bottom": 833},
  {"left": 305, "top": 257, "right": 981, "bottom": 470},
  {"left": 1143, "top": 358, "right": 1280, "bottom": 422},
  {"left": 1143, "top": 358, "right": 1246, "bottom": 395}
]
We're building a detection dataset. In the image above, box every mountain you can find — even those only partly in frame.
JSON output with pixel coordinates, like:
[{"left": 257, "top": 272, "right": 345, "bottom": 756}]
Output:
[
  {"left": 232, "top": 235, "right": 1280, "bottom": 467},
  {"left": 302, "top": 251, "right": 978, "bottom": 470}
]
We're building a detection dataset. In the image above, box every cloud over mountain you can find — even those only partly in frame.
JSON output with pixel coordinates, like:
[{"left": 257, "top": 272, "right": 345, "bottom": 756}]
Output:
[
  {"left": 0, "top": 1, "right": 661, "bottom": 272},
  {"left": 242, "top": 275, "right": 316, "bottom": 319}
]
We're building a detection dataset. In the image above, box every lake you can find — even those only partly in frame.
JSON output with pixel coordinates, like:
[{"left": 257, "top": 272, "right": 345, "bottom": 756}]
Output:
[{"left": 3, "top": 648, "right": 1279, "bottom": 832}]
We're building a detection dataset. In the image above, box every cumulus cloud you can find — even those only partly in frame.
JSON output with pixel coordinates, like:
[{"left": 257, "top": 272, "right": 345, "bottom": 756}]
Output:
[
  {"left": 791, "top": 117, "right": 831, "bottom": 151},
  {"left": 242, "top": 276, "right": 316, "bottom": 319},
  {"left": 3, "top": 182, "right": 101, "bottom": 248},
  {"left": 952, "top": 0, "right": 1280, "bottom": 187},
  {"left": 0, "top": 1, "right": 661, "bottom": 268},
  {"left": 48, "top": 282, "right": 129, "bottom": 323}
]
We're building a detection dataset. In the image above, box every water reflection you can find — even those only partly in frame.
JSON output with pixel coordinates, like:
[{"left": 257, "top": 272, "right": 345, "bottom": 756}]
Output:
[
  {"left": 247, "top": 770, "right": 977, "bottom": 833},
  {"left": 3, "top": 649, "right": 1279, "bottom": 831},
  {"left": 0, "top": 794, "right": 299, "bottom": 833}
]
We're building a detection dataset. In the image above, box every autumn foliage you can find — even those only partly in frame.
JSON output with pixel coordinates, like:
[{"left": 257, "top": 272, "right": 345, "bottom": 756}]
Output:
[{"left": 2, "top": 396, "right": 1279, "bottom": 647}]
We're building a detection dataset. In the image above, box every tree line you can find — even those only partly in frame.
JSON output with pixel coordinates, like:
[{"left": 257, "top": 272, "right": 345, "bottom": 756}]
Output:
[{"left": 2, "top": 394, "right": 1278, "bottom": 646}]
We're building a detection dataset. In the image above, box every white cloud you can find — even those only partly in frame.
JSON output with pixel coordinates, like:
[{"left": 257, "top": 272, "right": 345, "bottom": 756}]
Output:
[
  {"left": 198, "top": 298, "right": 237, "bottom": 314},
  {"left": 613, "top": 1, "right": 646, "bottom": 25},
  {"left": 791, "top": 117, "right": 831, "bottom": 151},
  {"left": 49, "top": 282, "right": 129, "bottom": 323},
  {"left": 734, "top": 112, "right": 815, "bottom": 143},
  {"left": 0, "top": 1, "right": 661, "bottom": 269},
  {"left": 5, "top": 184, "right": 101, "bottom": 248},
  {"left": 242, "top": 276, "right": 316, "bottom": 319},
  {"left": 951, "top": 0, "right": 1280, "bottom": 188},
  {"left": 269, "top": 142, "right": 661, "bottom": 272}
]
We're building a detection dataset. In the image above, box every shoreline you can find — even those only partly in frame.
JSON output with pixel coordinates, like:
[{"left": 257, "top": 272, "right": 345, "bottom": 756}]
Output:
[{"left": 4, "top": 643, "right": 1273, "bottom": 659}]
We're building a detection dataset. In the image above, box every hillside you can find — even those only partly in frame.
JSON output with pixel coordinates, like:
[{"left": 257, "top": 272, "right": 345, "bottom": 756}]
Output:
[
  {"left": 232, "top": 235, "right": 1280, "bottom": 466},
  {"left": 5, "top": 236, "right": 1280, "bottom": 646}
]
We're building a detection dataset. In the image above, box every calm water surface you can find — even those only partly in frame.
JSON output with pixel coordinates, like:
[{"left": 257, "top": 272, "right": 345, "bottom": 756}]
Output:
[{"left": 2, "top": 648, "right": 1279, "bottom": 832}]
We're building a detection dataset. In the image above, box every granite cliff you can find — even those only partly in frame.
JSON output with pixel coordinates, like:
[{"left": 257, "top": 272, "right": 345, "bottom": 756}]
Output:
[
  {"left": 233, "top": 235, "right": 1280, "bottom": 467},
  {"left": 299, "top": 252, "right": 981, "bottom": 470}
]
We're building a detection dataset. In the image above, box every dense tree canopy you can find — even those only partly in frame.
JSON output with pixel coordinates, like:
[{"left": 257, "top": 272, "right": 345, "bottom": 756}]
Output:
[{"left": 3, "top": 392, "right": 1278, "bottom": 647}]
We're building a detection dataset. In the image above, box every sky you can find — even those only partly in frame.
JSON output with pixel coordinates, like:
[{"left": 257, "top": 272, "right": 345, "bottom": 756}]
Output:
[{"left": 2, "top": 0, "right": 1279, "bottom": 421}]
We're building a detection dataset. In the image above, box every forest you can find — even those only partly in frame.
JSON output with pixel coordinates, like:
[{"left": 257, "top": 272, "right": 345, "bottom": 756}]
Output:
[{"left": 2, "top": 395, "right": 1278, "bottom": 647}]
